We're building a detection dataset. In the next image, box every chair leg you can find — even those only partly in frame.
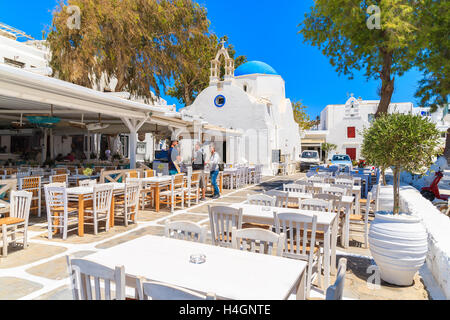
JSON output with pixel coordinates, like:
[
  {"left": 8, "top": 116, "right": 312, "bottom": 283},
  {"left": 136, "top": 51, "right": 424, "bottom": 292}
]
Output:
[
  {"left": 63, "top": 218, "right": 68, "bottom": 240},
  {"left": 94, "top": 215, "right": 98, "bottom": 235},
  {"left": 48, "top": 215, "right": 53, "bottom": 240},
  {"left": 124, "top": 209, "right": 129, "bottom": 227},
  {"left": 2, "top": 224, "right": 7, "bottom": 257},
  {"left": 23, "top": 225, "right": 28, "bottom": 249},
  {"left": 11, "top": 226, "right": 16, "bottom": 246}
]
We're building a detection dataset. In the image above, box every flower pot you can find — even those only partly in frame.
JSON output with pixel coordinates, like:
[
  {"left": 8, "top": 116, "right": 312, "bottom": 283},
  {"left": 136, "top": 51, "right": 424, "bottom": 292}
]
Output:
[{"left": 368, "top": 212, "right": 427, "bottom": 286}]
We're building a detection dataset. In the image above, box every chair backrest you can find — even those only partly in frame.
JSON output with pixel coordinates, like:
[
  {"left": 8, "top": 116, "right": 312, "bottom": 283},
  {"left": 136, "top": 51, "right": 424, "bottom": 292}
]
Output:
[
  {"left": 208, "top": 206, "right": 243, "bottom": 247},
  {"left": 305, "top": 185, "right": 322, "bottom": 195},
  {"left": 299, "top": 198, "right": 332, "bottom": 212},
  {"left": 125, "top": 183, "right": 140, "bottom": 208},
  {"left": 93, "top": 184, "right": 114, "bottom": 213},
  {"left": 139, "top": 280, "right": 215, "bottom": 300},
  {"left": 164, "top": 220, "right": 206, "bottom": 243},
  {"left": 308, "top": 176, "right": 324, "bottom": 183},
  {"left": 19, "top": 176, "right": 40, "bottom": 191},
  {"left": 283, "top": 183, "right": 306, "bottom": 193},
  {"left": 322, "top": 186, "right": 346, "bottom": 197},
  {"left": 50, "top": 174, "right": 68, "bottom": 185},
  {"left": 145, "top": 169, "right": 154, "bottom": 178},
  {"left": 79, "top": 179, "right": 97, "bottom": 187},
  {"left": 173, "top": 173, "right": 185, "bottom": 188},
  {"left": 44, "top": 185, "right": 67, "bottom": 214},
  {"left": 247, "top": 194, "right": 276, "bottom": 207},
  {"left": 295, "top": 180, "right": 313, "bottom": 187},
  {"left": 264, "top": 190, "right": 289, "bottom": 208},
  {"left": 10, "top": 190, "right": 32, "bottom": 222},
  {"left": 127, "top": 171, "right": 140, "bottom": 179},
  {"left": 66, "top": 255, "right": 125, "bottom": 300},
  {"left": 315, "top": 193, "right": 341, "bottom": 212},
  {"left": 274, "top": 212, "right": 318, "bottom": 261},
  {"left": 190, "top": 172, "right": 200, "bottom": 184},
  {"left": 335, "top": 178, "right": 354, "bottom": 187},
  {"left": 325, "top": 258, "right": 347, "bottom": 300},
  {"left": 231, "top": 227, "right": 285, "bottom": 256},
  {"left": 53, "top": 168, "right": 68, "bottom": 175}
]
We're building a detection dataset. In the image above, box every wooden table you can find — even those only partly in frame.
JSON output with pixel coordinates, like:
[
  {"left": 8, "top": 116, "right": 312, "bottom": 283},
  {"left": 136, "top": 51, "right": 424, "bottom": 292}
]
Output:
[
  {"left": 86, "top": 235, "right": 308, "bottom": 300},
  {"left": 66, "top": 183, "right": 125, "bottom": 237},
  {"left": 137, "top": 176, "right": 172, "bottom": 212},
  {"left": 230, "top": 203, "right": 338, "bottom": 290}
]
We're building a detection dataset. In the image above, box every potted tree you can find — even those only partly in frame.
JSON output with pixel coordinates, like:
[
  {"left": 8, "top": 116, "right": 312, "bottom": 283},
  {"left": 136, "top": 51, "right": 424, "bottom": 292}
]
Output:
[{"left": 361, "top": 113, "right": 440, "bottom": 286}]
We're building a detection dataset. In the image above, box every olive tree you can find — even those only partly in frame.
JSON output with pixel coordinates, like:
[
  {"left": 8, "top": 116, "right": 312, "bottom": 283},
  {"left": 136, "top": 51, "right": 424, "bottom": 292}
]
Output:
[{"left": 361, "top": 113, "right": 440, "bottom": 214}]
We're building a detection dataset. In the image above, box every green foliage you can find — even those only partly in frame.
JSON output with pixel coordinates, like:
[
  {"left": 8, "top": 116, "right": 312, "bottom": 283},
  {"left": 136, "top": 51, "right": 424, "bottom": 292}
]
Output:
[
  {"left": 46, "top": 0, "right": 210, "bottom": 103},
  {"left": 361, "top": 113, "right": 440, "bottom": 213},
  {"left": 321, "top": 143, "right": 337, "bottom": 153},
  {"left": 166, "top": 35, "right": 247, "bottom": 106},
  {"left": 292, "top": 101, "right": 314, "bottom": 130}
]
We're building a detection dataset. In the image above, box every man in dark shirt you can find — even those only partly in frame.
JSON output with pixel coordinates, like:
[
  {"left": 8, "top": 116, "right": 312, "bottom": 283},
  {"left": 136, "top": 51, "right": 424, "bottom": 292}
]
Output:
[{"left": 168, "top": 140, "right": 181, "bottom": 175}]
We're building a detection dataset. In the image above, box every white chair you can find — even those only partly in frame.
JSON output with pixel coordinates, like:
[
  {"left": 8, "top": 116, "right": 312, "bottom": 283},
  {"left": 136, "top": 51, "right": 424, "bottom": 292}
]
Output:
[
  {"left": 164, "top": 220, "right": 206, "bottom": 243},
  {"left": 19, "top": 176, "right": 41, "bottom": 217},
  {"left": 283, "top": 183, "right": 306, "bottom": 193},
  {"left": 308, "top": 176, "right": 325, "bottom": 183},
  {"left": 273, "top": 212, "right": 322, "bottom": 299},
  {"left": 247, "top": 194, "right": 276, "bottom": 207},
  {"left": 184, "top": 173, "right": 201, "bottom": 207},
  {"left": 50, "top": 174, "right": 68, "bottom": 186},
  {"left": 349, "top": 192, "right": 374, "bottom": 248},
  {"left": 231, "top": 227, "right": 285, "bottom": 256},
  {"left": 299, "top": 199, "right": 332, "bottom": 212},
  {"left": 322, "top": 186, "right": 347, "bottom": 197},
  {"left": 79, "top": 179, "right": 97, "bottom": 187},
  {"left": 84, "top": 184, "right": 114, "bottom": 235},
  {"left": 264, "top": 190, "right": 289, "bottom": 208},
  {"left": 325, "top": 258, "right": 347, "bottom": 300},
  {"left": 208, "top": 206, "right": 243, "bottom": 247},
  {"left": 66, "top": 255, "right": 126, "bottom": 300},
  {"left": 315, "top": 193, "right": 342, "bottom": 213},
  {"left": 159, "top": 174, "right": 185, "bottom": 213},
  {"left": 115, "top": 183, "right": 140, "bottom": 227},
  {"left": 44, "top": 185, "right": 79, "bottom": 240},
  {"left": 335, "top": 178, "right": 354, "bottom": 188},
  {"left": 137, "top": 280, "right": 216, "bottom": 300},
  {"left": 1, "top": 191, "right": 32, "bottom": 257}
]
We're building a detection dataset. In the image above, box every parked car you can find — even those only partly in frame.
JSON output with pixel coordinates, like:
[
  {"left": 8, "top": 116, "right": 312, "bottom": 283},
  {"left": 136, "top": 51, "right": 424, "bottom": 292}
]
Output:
[
  {"left": 300, "top": 150, "right": 321, "bottom": 172},
  {"left": 330, "top": 154, "right": 353, "bottom": 167}
]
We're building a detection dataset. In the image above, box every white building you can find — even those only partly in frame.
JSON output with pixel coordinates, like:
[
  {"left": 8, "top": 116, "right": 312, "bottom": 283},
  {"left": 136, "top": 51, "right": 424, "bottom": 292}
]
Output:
[
  {"left": 182, "top": 44, "right": 301, "bottom": 175},
  {"left": 316, "top": 95, "right": 448, "bottom": 161}
]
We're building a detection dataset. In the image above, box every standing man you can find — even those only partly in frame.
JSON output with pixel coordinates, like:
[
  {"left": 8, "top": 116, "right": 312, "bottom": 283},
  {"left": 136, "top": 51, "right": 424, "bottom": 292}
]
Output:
[
  {"left": 193, "top": 142, "right": 206, "bottom": 201},
  {"left": 206, "top": 144, "right": 221, "bottom": 199},
  {"left": 168, "top": 140, "right": 181, "bottom": 175}
]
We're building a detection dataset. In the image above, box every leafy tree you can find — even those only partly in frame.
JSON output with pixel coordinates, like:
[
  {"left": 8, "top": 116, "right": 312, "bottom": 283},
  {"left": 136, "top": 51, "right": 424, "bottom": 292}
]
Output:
[
  {"left": 321, "top": 142, "right": 337, "bottom": 161},
  {"left": 166, "top": 35, "right": 247, "bottom": 106},
  {"left": 299, "top": 0, "right": 420, "bottom": 117},
  {"left": 46, "top": 0, "right": 209, "bottom": 103},
  {"left": 292, "top": 101, "right": 315, "bottom": 130},
  {"left": 361, "top": 113, "right": 440, "bottom": 214}
]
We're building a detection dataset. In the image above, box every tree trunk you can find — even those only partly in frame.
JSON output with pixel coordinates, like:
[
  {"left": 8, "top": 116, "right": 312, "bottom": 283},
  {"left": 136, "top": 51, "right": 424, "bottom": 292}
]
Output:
[
  {"left": 375, "top": 49, "right": 395, "bottom": 118},
  {"left": 444, "top": 128, "right": 450, "bottom": 164},
  {"left": 393, "top": 167, "right": 400, "bottom": 215},
  {"left": 184, "top": 85, "right": 193, "bottom": 106}
]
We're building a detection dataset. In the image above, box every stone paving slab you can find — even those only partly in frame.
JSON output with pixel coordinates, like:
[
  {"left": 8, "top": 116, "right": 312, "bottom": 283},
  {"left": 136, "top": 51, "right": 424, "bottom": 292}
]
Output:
[
  {"left": 0, "top": 243, "right": 67, "bottom": 269},
  {"left": 95, "top": 226, "right": 164, "bottom": 249},
  {"left": 137, "top": 210, "right": 172, "bottom": 222},
  {"left": 211, "top": 196, "right": 247, "bottom": 204},
  {"left": 157, "top": 213, "right": 208, "bottom": 226},
  {"left": 25, "top": 250, "right": 95, "bottom": 281},
  {"left": 0, "top": 277, "right": 44, "bottom": 300},
  {"left": 33, "top": 285, "right": 73, "bottom": 300}
]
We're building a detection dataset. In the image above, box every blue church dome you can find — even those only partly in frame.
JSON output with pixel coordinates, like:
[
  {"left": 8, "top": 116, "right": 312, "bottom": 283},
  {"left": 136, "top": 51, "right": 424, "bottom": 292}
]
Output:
[{"left": 234, "top": 61, "right": 278, "bottom": 77}]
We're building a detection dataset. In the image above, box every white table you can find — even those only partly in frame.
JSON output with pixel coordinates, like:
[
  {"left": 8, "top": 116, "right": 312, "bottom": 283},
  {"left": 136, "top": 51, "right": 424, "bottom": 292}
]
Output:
[
  {"left": 86, "top": 235, "right": 308, "bottom": 300},
  {"left": 230, "top": 203, "right": 338, "bottom": 290}
]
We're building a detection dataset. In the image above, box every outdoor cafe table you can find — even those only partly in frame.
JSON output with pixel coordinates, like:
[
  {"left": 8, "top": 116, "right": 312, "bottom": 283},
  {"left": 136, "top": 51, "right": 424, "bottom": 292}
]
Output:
[
  {"left": 66, "top": 183, "right": 125, "bottom": 237},
  {"left": 313, "top": 182, "right": 361, "bottom": 215},
  {"left": 85, "top": 235, "right": 308, "bottom": 300},
  {"left": 230, "top": 203, "right": 338, "bottom": 290},
  {"left": 135, "top": 176, "right": 172, "bottom": 212}
]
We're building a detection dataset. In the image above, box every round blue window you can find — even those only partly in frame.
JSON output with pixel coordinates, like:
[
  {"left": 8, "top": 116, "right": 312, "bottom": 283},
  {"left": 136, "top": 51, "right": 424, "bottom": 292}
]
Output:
[{"left": 214, "top": 95, "right": 226, "bottom": 108}]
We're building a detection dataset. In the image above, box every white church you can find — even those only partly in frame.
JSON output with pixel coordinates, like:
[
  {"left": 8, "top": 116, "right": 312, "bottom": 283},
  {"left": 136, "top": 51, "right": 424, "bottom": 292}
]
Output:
[{"left": 182, "top": 43, "right": 301, "bottom": 175}]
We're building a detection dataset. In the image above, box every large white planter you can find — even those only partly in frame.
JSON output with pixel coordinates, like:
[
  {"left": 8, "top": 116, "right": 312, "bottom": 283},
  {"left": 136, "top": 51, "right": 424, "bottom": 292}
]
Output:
[{"left": 369, "top": 212, "right": 428, "bottom": 286}]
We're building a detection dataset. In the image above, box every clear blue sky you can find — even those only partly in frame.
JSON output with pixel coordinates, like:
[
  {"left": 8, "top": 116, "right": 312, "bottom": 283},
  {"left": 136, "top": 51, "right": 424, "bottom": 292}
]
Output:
[{"left": 0, "top": 0, "right": 423, "bottom": 117}]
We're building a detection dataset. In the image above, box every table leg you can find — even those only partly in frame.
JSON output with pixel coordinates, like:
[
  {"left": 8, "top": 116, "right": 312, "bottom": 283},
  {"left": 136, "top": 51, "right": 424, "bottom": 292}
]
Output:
[
  {"left": 295, "top": 269, "right": 306, "bottom": 300},
  {"left": 110, "top": 194, "right": 115, "bottom": 228},
  {"left": 331, "top": 217, "right": 338, "bottom": 275},
  {"left": 345, "top": 203, "right": 352, "bottom": 248},
  {"left": 155, "top": 184, "right": 160, "bottom": 212},
  {"left": 219, "top": 173, "right": 223, "bottom": 193},
  {"left": 323, "top": 225, "right": 331, "bottom": 290},
  {"left": 78, "top": 195, "right": 84, "bottom": 237}
]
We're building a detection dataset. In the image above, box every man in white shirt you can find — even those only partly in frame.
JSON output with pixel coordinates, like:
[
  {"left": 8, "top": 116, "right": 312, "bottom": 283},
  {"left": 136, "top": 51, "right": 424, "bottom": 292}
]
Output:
[{"left": 206, "top": 144, "right": 221, "bottom": 199}]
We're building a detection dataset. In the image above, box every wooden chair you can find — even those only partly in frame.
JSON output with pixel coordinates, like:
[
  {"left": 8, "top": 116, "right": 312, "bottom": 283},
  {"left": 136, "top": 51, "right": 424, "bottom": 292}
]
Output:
[
  {"left": 115, "top": 183, "right": 140, "bottom": 227},
  {"left": 126, "top": 171, "right": 140, "bottom": 180},
  {"left": 1, "top": 191, "right": 32, "bottom": 257},
  {"left": 164, "top": 220, "right": 207, "bottom": 243},
  {"left": 322, "top": 186, "right": 347, "bottom": 197},
  {"left": 137, "top": 280, "right": 216, "bottom": 300},
  {"left": 349, "top": 192, "right": 374, "bottom": 248},
  {"left": 208, "top": 206, "right": 243, "bottom": 247},
  {"left": 273, "top": 212, "right": 322, "bottom": 298},
  {"left": 295, "top": 179, "right": 313, "bottom": 187},
  {"left": 79, "top": 179, "right": 97, "bottom": 187},
  {"left": 50, "top": 174, "right": 68, "bottom": 186},
  {"left": 144, "top": 169, "right": 154, "bottom": 178},
  {"left": 184, "top": 173, "right": 201, "bottom": 207},
  {"left": 308, "top": 176, "right": 325, "bottom": 183},
  {"left": 315, "top": 193, "right": 342, "bottom": 213},
  {"left": 325, "top": 258, "right": 347, "bottom": 300},
  {"left": 247, "top": 194, "right": 276, "bottom": 207},
  {"left": 84, "top": 184, "right": 114, "bottom": 235},
  {"left": 335, "top": 178, "right": 354, "bottom": 188},
  {"left": 264, "top": 190, "right": 289, "bottom": 208},
  {"left": 306, "top": 185, "right": 322, "bottom": 195},
  {"left": 19, "top": 176, "right": 41, "bottom": 217},
  {"left": 159, "top": 174, "right": 185, "bottom": 213},
  {"left": 299, "top": 199, "right": 332, "bottom": 212},
  {"left": 44, "top": 185, "right": 79, "bottom": 240},
  {"left": 328, "top": 184, "right": 351, "bottom": 196},
  {"left": 66, "top": 255, "right": 126, "bottom": 300},
  {"left": 283, "top": 183, "right": 306, "bottom": 193},
  {"left": 231, "top": 227, "right": 285, "bottom": 256}
]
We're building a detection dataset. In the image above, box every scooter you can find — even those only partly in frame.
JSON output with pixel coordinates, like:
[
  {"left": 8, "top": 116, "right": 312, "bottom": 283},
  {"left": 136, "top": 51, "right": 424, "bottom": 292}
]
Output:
[{"left": 421, "top": 171, "right": 449, "bottom": 202}]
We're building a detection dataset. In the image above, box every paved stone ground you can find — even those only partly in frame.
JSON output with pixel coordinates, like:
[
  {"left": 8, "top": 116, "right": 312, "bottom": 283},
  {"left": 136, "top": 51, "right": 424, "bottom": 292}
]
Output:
[{"left": 0, "top": 173, "right": 432, "bottom": 300}]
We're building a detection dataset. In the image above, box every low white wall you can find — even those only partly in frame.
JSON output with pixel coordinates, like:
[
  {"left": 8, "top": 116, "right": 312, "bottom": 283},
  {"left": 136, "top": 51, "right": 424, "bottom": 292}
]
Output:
[{"left": 399, "top": 185, "right": 450, "bottom": 299}]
